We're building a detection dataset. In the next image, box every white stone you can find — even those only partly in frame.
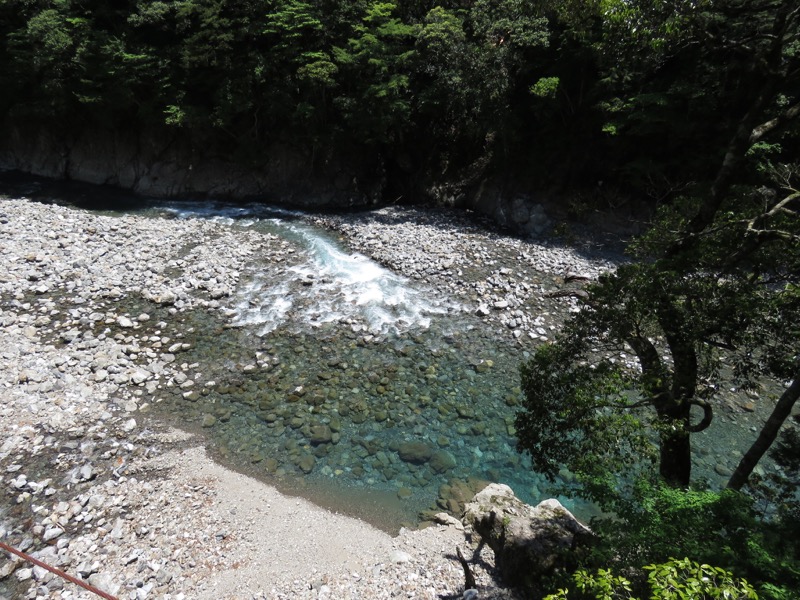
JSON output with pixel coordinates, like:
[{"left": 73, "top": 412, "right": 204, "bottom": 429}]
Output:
[
  {"left": 389, "top": 550, "right": 412, "bottom": 563},
  {"left": 43, "top": 526, "right": 64, "bottom": 541},
  {"left": 79, "top": 464, "right": 94, "bottom": 481},
  {"left": 117, "top": 316, "right": 135, "bottom": 328},
  {"left": 131, "top": 369, "right": 150, "bottom": 384}
]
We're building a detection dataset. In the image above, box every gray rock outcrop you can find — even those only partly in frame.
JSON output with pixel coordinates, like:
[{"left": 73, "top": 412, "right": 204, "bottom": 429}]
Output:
[
  {"left": 0, "top": 121, "right": 381, "bottom": 207},
  {"left": 462, "top": 484, "right": 592, "bottom": 591}
]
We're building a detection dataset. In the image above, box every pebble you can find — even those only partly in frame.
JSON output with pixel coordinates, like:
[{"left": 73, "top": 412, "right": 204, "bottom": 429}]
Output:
[
  {"left": 42, "top": 526, "right": 64, "bottom": 541},
  {"left": 390, "top": 550, "right": 412, "bottom": 563}
]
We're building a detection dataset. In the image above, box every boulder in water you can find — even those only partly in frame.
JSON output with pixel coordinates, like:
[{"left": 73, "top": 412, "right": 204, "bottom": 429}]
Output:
[
  {"left": 397, "top": 441, "right": 434, "bottom": 465},
  {"left": 429, "top": 450, "right": 457, "bottom": 473},
  {"left": 309, "top": 424, "right": 333, "bottom": 445}
]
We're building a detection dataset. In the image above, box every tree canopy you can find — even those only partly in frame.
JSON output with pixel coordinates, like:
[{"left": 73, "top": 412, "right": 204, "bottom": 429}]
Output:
[
  {"left": 515, "top": 0, "right": 799, "bottom": 490},
  {"left": 511, "top": 3, "right": 799, "bottom": 596},
  {"left": 4, "top": 0, "right": 796, "bottom": 198}
]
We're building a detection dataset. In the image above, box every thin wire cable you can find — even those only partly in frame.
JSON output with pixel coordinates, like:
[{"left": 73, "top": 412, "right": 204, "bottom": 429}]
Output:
[{"left": 0, "top": 540, "right": 120, "bottom": 600}]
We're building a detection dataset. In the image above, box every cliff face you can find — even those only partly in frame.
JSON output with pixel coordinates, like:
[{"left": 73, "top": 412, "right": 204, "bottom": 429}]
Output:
[
  {"left": 0, "top": 121, "right": 384, "bottom": 207},
  {"left": 0, "top": 120, "right": 552, "bottom": 235}
]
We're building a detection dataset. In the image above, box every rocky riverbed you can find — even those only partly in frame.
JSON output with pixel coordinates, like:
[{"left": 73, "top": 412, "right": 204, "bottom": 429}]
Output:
[
  {"left": 3, "top": 195, "right": 593, "bottom": 599},
  {"left": 311, "top": 207, "right": 621, "bottom": 344},
  {"left": 0, "top": 191, "right": 774, "bottom": 600}
]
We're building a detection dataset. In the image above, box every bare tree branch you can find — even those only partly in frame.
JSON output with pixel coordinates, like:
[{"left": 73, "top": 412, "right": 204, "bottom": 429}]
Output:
[{"left": 750, "top": 102, "right": 800, "bottom": 144}]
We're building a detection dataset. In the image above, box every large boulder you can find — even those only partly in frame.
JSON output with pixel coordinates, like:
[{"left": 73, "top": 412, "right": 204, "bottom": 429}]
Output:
[{"left": 462, "top": 484, "right": 592, "bottom": 591}]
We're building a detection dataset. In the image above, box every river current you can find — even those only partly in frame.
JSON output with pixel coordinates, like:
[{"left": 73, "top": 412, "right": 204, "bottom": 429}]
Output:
[
  {"left": 2, "top": 173, "right": 773, "bottom": 532},
  {"left": 141, "top": 201, "right": 554, "bottom": 528}
]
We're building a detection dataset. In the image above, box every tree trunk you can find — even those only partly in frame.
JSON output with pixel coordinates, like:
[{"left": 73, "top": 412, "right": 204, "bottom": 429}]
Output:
[
  {"left": 653, "top": 297, "right": 697, "bottom": 488},
  {"left": 658, "top": 427, "right": 692, "bottom": 488},
  {"left": 656, "top": 401, "right": 693, "bottom": 488},
  {"left": 727, "top": 375, "right": 800, "bottom": 491}
]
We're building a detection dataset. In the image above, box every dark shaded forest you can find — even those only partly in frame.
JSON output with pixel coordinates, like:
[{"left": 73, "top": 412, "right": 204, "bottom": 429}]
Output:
[{"left": 2, "top": 0, "right": 796, "bottom": 206}]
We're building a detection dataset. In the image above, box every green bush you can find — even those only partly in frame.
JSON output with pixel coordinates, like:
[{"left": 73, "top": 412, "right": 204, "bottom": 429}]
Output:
[{"left": 545, "top": 558, "right": 758, "bottom": 600}]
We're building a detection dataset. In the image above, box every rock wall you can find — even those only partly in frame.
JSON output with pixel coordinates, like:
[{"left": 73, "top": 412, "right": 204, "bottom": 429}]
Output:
[
  {"left": 0, "top": 121, "right": 382, "bottom": 207},
  {"left": 0, "top": 120, "right": 552, "bottom": 233}
]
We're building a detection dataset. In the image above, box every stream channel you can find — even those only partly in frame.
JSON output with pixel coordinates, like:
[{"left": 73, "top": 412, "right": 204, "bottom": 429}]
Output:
[
  {"left": 3, "top": 173, "right": 777, "bottom": 532},
  {"left": 148, "top": 200, "right": 551, "bottom": 529}
]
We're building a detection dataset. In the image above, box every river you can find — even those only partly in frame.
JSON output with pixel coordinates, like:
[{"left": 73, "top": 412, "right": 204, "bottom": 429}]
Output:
[
  {"left": 0, "top": 172, "right": 774, "bottom": 532},
  {"left": 137, "top": 200, "right": 555, "bottom": 528}
]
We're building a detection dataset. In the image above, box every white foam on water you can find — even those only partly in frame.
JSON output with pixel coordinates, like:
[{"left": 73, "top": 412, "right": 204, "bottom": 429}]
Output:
[
  {"left": 234, "top": 220, "right": 460, "bottom": 335},
  {"left": 152, "top": 200, "right": 461, "bottom": 335}
]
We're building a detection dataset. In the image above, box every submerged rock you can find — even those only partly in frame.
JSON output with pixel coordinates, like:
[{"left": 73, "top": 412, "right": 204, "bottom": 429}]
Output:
[
  {"left": 429, "top": 450, "right": 457, "bottom": 474},
  {"left": 397, "top": 441, "right": 434, "bottom": 465},
  {"left": 309, "top": 424, "right": 333, "bottom": 445},
  {"left": 297, "top": 454, "right": 316, "bottom": 473}
]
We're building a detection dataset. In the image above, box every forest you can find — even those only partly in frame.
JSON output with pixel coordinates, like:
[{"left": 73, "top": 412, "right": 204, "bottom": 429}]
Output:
[
  {"left": 1, "top": 0, "right": 799, "bottom": 598},
  {"left": 0, "top": 0, "right": 795, "bottom": 201}
]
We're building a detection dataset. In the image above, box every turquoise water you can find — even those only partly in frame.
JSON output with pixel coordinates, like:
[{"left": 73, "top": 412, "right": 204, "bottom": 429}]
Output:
[
  {"left": 142, "top": 203, "right": 560, "bottom": 529},
  {"left": 129, "top": 203, "right": 784, "bottom": 530},
  {"left": 3, "top": 173, "right": 768, "bottom": 532}
]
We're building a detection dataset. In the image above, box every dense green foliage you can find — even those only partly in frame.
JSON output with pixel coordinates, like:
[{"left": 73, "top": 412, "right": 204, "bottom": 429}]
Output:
[
  {"left": 0, "top": 0, "right": 548, "bottom": 186},
  {"left": 2, "top": 0, "right": 797, "bottom": 197},
  {"left": 586, "top": 483, "right": 800, "bottom": 598},
  {"left": 546, "top": 557, "right": 758, "bottom": 600}
]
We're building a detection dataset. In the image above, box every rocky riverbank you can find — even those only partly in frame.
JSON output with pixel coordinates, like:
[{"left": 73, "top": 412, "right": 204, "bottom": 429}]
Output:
[
  {"left": 312, "top": 206, "right": 621, "bottom": 344},
  {"left": 2, "top": 189, "right": 772, "bottom": 600},
  {"left": 4, "top": 196, "right": 591, "bottom": 599}
]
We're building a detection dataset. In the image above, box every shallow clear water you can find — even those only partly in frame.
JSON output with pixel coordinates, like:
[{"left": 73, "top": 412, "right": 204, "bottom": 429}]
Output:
[
  {"left": 3, "top": 173, "right": 775, "bottom": 532},
  {"left": 141, "top": 201, "right": 564, "bottom": 529}
]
